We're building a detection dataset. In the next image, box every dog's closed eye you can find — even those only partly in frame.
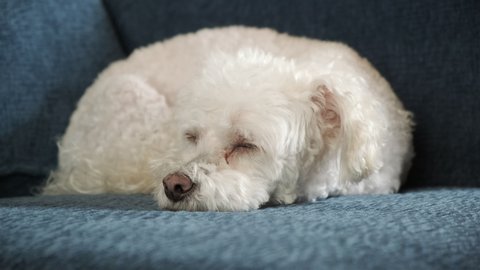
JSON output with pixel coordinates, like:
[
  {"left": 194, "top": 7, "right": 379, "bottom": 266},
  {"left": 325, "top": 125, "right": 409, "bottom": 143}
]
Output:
[
  {"left": 232, "top": 142, "right": 257, "bottom": 152},
  {"left": 225, "top": 142, "right": 258, "bottom": 164},
  {"left": 185, "top": 132, "right": 198, "bottom": 144}
]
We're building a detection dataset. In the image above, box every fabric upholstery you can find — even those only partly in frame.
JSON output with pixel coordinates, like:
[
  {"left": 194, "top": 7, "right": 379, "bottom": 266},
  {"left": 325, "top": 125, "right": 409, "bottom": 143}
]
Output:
[
  {"left": 103, "top": 0, "right": 480, "bottom": 187},
  {"left": 0, "top": 0, "right": 125, "bottom": 196},
  {"left": 1, "top": 189, "right": 479, "bottom": 269}
]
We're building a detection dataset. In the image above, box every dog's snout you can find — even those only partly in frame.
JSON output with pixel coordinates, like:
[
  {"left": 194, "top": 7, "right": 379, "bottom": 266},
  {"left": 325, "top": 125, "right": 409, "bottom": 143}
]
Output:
[{"left": 163, "top": 173, "right": 194, "bottom": 202}]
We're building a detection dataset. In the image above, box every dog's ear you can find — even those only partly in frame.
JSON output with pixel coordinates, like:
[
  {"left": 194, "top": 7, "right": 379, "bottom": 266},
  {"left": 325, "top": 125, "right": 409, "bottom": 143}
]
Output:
[{"left": 310, "top": 80, "right": 382, "bottom": 182}]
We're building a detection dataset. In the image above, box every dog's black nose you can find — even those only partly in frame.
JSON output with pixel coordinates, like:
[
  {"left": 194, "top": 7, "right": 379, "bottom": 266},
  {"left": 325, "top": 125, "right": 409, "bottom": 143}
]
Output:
[{"left": 163, "top": 173, "right": 194, "bottom": 202}]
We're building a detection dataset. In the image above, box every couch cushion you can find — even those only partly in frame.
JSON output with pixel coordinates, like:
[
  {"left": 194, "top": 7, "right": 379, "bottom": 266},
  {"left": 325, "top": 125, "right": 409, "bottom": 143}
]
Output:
[
  {"left": 103, "top": 0, "right": 480, "bottom": 188},
  {"left": 0, "top": 0, "right": 125, "bottom": 196},
  {"left": 1, "top": 189, "right": 479, "bottom": 269}
]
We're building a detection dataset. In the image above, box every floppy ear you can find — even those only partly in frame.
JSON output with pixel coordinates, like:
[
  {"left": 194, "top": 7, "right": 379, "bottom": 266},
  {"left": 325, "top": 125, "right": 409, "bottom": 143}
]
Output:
[{"left": 310, "top": 80, "right": 382, "bottom": 182}]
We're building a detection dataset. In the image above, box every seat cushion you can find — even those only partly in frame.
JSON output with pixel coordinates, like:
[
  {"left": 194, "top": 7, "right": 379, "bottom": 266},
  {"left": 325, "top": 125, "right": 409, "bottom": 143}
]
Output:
[
  {"left": 1, "top": 189, "right": 479, "bottom": 269},
  {"left": 0, "top": 0, "right": 125, "bottom": 196},
  {"left": 103, "top": 0, "right": 480, "bottom": 188}
]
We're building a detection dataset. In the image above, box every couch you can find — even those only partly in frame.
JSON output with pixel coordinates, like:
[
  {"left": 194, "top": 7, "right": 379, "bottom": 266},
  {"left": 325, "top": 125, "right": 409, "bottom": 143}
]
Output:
[{"left": 1, "top": 0, "right": 479, "bottom": 269}]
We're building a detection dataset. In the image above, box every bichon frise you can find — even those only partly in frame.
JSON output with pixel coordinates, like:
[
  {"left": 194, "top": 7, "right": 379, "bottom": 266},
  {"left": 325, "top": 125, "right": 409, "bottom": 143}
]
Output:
[{"left": 43, "top": 26, "right": 413, "bottom": 211}]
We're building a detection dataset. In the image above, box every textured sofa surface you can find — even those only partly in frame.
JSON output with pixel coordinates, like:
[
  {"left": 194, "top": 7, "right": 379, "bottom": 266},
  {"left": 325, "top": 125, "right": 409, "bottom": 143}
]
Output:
[
  {"left": 1, "top": 0, "right": 480, "bottom": 269},
  {"left": 2, "top": 190, "right": 480, "bottom": 269}
]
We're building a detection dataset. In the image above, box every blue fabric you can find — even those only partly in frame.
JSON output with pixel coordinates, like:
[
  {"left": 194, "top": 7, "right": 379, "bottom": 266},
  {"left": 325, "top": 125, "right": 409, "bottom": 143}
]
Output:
[
  {"left": 1, "top": 189, "right": 479, "bottom": 269},
  {"left": 103, "top": 0, "right": 480, "bottom": 188},
  {"left": 0, "top": 0, "right": 125, "bottom": 196}
]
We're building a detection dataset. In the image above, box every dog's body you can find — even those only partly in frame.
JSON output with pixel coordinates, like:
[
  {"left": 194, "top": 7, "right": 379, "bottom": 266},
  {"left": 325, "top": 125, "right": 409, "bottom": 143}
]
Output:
[{"left": 43, "top": 26, "right": 413, "bottom": 211}]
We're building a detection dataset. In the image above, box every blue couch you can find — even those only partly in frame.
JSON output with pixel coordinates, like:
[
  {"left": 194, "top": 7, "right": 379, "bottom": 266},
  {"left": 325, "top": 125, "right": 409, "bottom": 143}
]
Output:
[{"left": 1, "top": 1, "right": 479, "bottom": 269}]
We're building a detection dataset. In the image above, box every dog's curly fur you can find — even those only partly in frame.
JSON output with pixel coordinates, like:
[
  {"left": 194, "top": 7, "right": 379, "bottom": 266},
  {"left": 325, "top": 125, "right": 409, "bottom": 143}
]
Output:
[{"left": 43, "top": 26, "right": 414, "bottom": 211}]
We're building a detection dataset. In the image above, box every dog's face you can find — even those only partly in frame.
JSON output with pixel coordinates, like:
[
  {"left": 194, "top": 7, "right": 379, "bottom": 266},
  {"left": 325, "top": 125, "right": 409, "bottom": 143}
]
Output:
[{"left": 153, "top": 49, "right": 335, "bottom": 211}]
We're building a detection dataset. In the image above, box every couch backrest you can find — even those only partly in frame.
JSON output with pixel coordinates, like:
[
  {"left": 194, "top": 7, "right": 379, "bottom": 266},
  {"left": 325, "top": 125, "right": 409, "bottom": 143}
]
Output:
[{"left": 0, "top": 0, "right": 125, "bottom": 196}]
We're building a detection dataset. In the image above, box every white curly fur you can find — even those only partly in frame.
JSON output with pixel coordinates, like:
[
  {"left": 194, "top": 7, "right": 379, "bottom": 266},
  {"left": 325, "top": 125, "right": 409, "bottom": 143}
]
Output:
[{"left": 42, "top": 26, "right": 414, "bottom": 211}]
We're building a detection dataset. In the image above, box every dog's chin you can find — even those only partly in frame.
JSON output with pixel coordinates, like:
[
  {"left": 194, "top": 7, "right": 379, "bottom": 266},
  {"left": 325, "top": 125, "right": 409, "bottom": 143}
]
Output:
[
  {"left": 155, "top": 190, "right": 265, "bottom": 212},
  {"left": 156, "top": 196, "right": 264, "bottom": 212},
  {"left": 158, "top": 199, "right": 210, "bottom": 212}
]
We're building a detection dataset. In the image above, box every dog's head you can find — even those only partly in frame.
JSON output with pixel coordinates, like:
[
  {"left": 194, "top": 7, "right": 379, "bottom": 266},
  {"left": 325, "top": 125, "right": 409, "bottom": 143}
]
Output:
[{"left": 152, "top": 48, "right": 382, "bottom": 211}]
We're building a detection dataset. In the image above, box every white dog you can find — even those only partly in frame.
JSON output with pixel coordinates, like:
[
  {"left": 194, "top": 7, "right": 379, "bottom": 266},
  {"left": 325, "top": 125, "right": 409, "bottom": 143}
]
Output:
[{"left": 43, "top": 26, "right": 413, "bottom": 211}]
